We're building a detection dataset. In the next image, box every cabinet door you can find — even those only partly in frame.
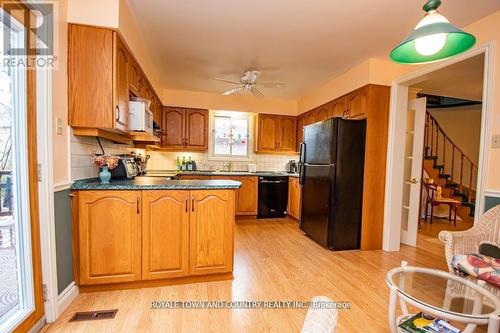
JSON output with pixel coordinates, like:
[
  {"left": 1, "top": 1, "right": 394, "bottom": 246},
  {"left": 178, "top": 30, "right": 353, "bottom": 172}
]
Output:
[
  {"left": 278, "top": 116, "right": 297, "bottom": 152},
  {"left": 128, "top": 59, "right": 140, "bottom": 96},
  {"left": 256, "top": 114, "right": 279, "bottom": 152},
  {"left": 114, "top": 35, "right": 129, "bottom": 132},
  {"left": 314, "top": 106, "right": 329, "bottom": 123},
  {"left": 233, "top": 176, "right": 258, "bottom": 215},
  {"left": 185, "top": 109, "right": 208, "bottom": 150},
  {"left": 303, "top": 111, "right": 316, "bottom": 126},
  {"left": 78, "top": 191, "right": 141, "bottom": 285},
  {"left": 288, "top": 177, "right": 301, "bottom": 220},
  {"left": 189, "top": 190, "right": 234, "bottom": 275},
  {"left": 347, "top": 88, "right": 368, "bottom": 119},
  {"left": 297, "top": 115, "right": 304, "bottom": 149},
  {"left": 142, "top": 191, "right": 190, "bottom": 280},
  {"left": 329, "top": 96, "right": 348, "bottom": 118},
  {"left": 162, "top": 107, "right": 185, "bottom": 148}
]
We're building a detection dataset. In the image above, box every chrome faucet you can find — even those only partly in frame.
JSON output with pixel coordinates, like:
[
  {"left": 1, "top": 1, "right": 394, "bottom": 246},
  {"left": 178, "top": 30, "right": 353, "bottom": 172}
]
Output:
[{"left": 222, "top": 161, "right": 232, "bottom": 172}]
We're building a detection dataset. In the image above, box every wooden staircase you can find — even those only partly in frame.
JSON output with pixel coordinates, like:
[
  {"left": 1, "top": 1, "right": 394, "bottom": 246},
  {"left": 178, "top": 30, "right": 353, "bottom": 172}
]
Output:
[{"left": 423, "top": 112, "right": 477, "bottom": 219}]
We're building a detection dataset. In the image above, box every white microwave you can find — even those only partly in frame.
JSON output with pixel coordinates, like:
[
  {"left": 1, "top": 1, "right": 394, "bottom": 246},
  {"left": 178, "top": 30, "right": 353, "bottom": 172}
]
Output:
[{"left": 129, "top": 100, "right": 153, "bottom": 133}]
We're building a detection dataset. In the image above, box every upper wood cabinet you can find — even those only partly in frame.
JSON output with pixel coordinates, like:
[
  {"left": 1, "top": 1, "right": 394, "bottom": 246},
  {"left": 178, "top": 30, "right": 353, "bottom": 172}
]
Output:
[
  {"left": 69, "top": 24, "right": 162, "bottom": 141},
  {"left": 329, "top": 96, "right": 348, "bottom": 118},
  {"left": 161, "top": 107, "right": 208, "bottom": 151},
  {"left": 346, "top": 87, "right": 368, "bottom": 119},
  {"left": 142, "top": 191, "right": 190, "bottom": 280},
  {"left": 189, "top": 190, "right": 234, "bottom": 275},
  {"left": 314, "top": 106, "right": 329, "bottom": 123},
  {"left": 77, "top": 191, "right": 142, "bottom": 285},
  {"left": 255, "top": 114, "right": 297, "bottom": 153}
]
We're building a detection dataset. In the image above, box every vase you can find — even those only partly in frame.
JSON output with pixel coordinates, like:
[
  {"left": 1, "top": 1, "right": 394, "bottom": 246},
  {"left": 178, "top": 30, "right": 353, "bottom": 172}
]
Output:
[{"left": 99, "top": 166, "right": 111, "bottom": 184}]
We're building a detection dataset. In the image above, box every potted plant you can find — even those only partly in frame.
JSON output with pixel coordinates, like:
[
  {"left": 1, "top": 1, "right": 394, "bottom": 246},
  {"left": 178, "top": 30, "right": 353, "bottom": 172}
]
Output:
[{"left": 92, "top": 155, "right": 119, "bottom": 184}]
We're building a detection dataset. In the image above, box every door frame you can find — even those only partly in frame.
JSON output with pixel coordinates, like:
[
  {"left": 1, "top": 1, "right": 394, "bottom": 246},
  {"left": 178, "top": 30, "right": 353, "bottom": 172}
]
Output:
[{"left": 383, "top": 42, "right": 494, "bottom": 251}]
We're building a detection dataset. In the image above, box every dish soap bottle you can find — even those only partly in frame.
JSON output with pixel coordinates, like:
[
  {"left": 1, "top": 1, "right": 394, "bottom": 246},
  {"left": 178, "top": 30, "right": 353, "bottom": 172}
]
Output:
[{"left": 187, "top": 156, "right": 193, "bottom": 171}]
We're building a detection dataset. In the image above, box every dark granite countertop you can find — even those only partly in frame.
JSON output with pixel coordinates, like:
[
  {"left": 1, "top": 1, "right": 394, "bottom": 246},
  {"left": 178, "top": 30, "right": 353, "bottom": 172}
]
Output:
[{"left": 71, "top": 178, "right": 241, "bottom": 190}]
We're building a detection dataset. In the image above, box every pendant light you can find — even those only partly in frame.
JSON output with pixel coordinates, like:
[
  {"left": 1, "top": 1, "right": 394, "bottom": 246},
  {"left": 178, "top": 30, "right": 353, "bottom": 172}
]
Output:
[{"left": 390, "top": 0, "right": 476, "bottom": 64}]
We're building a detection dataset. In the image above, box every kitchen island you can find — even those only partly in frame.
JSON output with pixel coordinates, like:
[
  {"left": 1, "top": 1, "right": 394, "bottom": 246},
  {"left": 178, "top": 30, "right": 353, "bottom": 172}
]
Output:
[{"left": 71, "top": 178, "right": 241, "bottom": 291}]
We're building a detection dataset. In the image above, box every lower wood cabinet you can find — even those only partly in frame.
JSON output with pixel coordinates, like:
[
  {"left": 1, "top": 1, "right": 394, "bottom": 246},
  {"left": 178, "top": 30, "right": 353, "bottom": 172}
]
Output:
[
  {"left": 189, "top": 190, "right": 235, "bottom": 275},
  {"left": 211, "top": 175, "right": 258, "bottom": 216},
  {"left": 142, "top": 191, "right": 190, "bottom": 280},
  {"left": 288, "top": 177, "right": 301, "bottom": 220},
  {"left": 77, "top": 191, "right": 142, "bottom": 285},
  {"left": 75, "top": 189, "right": 235, "bottom": 286}
]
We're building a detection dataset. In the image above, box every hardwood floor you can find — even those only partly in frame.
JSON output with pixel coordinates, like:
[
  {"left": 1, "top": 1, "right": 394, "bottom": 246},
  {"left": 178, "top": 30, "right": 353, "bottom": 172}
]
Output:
[{"left": 46, "top": 217, "right": 448, "bottom": 333}]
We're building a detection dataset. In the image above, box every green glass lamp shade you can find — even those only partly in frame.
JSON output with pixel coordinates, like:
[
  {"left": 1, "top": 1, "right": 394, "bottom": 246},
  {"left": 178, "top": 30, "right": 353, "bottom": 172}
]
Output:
[{"left": 390, "top": 22, "right": 476, "bottom": 64}]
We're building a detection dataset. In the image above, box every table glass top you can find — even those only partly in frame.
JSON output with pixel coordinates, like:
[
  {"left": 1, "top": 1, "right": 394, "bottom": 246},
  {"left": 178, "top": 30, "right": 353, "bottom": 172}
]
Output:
[{"left": 387, "top": 269, "right": 499, "bottom": 318}]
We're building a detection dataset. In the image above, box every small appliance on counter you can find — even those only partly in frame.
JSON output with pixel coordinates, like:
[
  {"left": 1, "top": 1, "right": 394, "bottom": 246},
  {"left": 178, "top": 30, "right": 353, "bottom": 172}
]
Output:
[
  {"left": 287, "top": 160, "right": 298, "bottom": 173},
  {"left": 131, "top": 152, "right": 150, "bottom": 176},
  {"left": 110, "top": 155, "right": 139, "bottom": 179},
  {"left": 129, "top": 97, "right": 153, "bottom": 133}
]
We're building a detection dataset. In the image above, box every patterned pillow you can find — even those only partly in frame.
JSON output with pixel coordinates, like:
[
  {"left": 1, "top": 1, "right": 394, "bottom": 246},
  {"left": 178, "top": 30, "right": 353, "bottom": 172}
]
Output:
[{"left": 451, "top": 253, "right": 500, "bottom": 288}]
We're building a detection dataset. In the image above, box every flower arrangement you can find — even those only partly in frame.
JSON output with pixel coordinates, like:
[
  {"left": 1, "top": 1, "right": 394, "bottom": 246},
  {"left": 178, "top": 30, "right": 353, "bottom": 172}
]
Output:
[{"left": 92, "top": 155, "right": 119, "bottom": 170}]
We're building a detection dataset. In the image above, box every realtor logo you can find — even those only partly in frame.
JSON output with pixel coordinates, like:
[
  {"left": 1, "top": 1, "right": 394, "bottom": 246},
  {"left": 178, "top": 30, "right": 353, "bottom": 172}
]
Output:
[{"left": 1, "top": 0, "right": 57, "bottom": 68}]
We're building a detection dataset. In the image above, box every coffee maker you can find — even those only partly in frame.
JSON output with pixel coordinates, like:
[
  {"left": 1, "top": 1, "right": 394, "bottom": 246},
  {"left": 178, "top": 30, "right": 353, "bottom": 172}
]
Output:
[{"left": 288, "top": 160, "right": 298, "bottom": 173}]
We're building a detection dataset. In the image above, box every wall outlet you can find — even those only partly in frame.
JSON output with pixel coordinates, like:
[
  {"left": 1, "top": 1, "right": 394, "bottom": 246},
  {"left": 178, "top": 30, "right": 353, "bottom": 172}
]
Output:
[
  {"left": 492, "top": 134, "right": 500, "bottom": 149},
  {"left": 55, "top": 117, "right": 63, "bottom": 135}
]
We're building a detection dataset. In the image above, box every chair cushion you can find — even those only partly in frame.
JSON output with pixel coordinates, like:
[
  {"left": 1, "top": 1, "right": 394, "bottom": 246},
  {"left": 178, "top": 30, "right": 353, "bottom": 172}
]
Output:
[
  {"left": 479, "top": 241, "right": 500, "bottom": 259},
  {"left": 451, "top": 253, "right": 500, "bottom": 288}
]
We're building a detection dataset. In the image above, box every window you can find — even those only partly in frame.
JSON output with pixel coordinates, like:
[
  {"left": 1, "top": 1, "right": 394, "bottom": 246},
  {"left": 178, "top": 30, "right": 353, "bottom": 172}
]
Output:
[{"left": 212, "top": 112, "right": 250, "bottom": 158}]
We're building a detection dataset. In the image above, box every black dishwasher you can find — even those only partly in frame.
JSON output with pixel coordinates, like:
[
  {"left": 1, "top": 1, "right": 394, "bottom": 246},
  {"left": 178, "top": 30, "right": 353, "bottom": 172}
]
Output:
[{"left": 258, "top": 176, "right": 289, "bottom": 218}]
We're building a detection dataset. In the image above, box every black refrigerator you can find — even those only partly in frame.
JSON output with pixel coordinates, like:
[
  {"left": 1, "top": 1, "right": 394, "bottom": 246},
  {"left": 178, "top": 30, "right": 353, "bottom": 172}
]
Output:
[{"left": 298, "top": 118, "right": 366, "bottom": 251}]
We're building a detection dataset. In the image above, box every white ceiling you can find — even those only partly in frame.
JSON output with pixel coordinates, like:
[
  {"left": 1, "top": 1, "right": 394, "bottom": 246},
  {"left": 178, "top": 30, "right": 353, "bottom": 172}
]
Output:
[
  {"left": 127, "top": 0, "right": 500, "bottom": 98},
  {"left": 415, "top": 54, "right": 484, "bottom": 101}
]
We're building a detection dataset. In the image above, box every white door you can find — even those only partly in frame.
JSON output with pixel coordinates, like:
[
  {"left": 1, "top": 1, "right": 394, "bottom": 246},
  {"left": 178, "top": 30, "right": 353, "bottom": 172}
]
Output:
[{"left": 400, "top": 98, "right": 427, "bottom": 246}]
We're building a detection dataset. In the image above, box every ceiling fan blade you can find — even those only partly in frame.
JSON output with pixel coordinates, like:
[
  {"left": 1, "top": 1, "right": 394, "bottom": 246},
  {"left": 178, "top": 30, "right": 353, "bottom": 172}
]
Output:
[
  {"left": 255, "top": 82, "right": 285, "bottom": 88},
  {"left": 214, "top": 78, "right": 241, "bottom": 85},
  {"left": 251, "top": 87, "right": 264, "bottom": 97},
  {"left": 222, "top": 87, "right": 244, "bottom": 96}
]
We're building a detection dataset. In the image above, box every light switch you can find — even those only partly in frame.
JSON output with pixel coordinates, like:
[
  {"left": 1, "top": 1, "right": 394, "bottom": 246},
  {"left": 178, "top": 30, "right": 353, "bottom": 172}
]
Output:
[
  {"left": 55, "top": 117, "right": 63, "bottom": 135},
  {"left": 492, "top": 134, "right": 500, "bottom": 149}
]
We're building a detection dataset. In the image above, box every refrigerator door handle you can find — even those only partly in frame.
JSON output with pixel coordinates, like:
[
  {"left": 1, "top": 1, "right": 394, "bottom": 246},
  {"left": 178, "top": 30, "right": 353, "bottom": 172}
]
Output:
[
  {"left": 299, "top": 142, "right": 305, "bottom": 164},
  {"left": 299, "top": 163, "right": 305, "bottom": 185}
]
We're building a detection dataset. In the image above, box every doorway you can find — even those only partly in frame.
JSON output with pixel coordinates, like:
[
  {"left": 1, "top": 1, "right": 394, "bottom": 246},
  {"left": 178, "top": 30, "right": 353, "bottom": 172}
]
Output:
[{"left": 383, "top": 44, "right": 493, "bottom": 251}]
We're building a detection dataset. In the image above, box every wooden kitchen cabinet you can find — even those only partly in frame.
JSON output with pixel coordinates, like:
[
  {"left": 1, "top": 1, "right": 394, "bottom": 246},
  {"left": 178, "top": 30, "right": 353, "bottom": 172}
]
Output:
[
  {"left": 329, "top": 96, "right": 348, "bottom": 118},
  {"left": 288, "top": 177, "right": 301, "bottom": 220},
  {"left": 189, "top": 190, "right": 235, "bottom": 275},
  {"left": 314, "top": 105, "right": 329, "bottom": 123},
  {"left": 142, "top": 191, "right": 190, "bottom": 280},
  {"left": 255, "top": 114, "right": 297, "bottom": 153},
  {"left": 161, "top": 107, "right": 208, "bottom": 151},
  {"left": 233, "top": 176, "right": 258, "bottom": 215},
  {"left": 346, "top": 87, "right": 368, "bottom": 119},
  {"left": 115, "top": 36, "right": 129, "bottom": 131},
  {"left": 77, "top": 191, "right": 142, "bottom": 285}
]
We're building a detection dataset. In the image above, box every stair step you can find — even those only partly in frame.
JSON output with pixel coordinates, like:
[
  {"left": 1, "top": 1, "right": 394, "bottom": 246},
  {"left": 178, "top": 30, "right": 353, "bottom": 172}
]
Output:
[
  {"left": 438, "top": 174, "right": 451, "bottom": 179},
  {"left": 434, "top": 164, "right": 444, "bottom": 170},
  {"left": 425, "top": 156, "right": 438, "bottom": 160},
  {"left": 446, "top": 182, "right": 459, "bottom": 188}
]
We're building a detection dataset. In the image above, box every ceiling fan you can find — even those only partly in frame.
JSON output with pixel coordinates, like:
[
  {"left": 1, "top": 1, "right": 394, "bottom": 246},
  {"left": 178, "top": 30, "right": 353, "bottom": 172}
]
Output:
[{"left": 215, "top": 70, "right": 284, "bottom": 97}]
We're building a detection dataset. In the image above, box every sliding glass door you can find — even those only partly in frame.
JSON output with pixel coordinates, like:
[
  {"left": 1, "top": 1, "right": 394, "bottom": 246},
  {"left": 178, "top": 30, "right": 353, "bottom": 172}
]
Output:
[{"left": 0, "top": 4, "right": 44, "bottom": 332}]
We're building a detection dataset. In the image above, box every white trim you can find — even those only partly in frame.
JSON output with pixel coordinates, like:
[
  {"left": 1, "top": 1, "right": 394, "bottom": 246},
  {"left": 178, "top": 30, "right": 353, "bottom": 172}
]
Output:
[
  {"left": 27, "top": 316, "right": 46, "bottom": 333},
  {"left": 383, "top": 42, "right": 495, "bottom": 252},
  {"left": 36, "top": 65, "right": 59, "bottom": 322},
  {"left": 53, "top": 181, "right": 73, "bottom": 192},
  {"left": 57, "top": 282, "right": 79, "bottom": 315},
  {"left": 484, "top": 189, "right": 500, "bottom": 198}
]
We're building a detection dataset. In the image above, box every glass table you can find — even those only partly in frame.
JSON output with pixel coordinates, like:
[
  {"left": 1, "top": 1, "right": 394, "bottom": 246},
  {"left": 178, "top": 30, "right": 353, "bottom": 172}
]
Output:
[{"left": 386, "top": 261, "right": 500, "bottom": 333}]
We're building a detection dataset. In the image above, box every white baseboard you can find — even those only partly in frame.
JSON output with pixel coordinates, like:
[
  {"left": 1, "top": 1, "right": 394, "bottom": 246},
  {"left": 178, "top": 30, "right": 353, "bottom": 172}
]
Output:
[
  {"left": 57, "top": 282, "right": 79, "bottom": 318},
  {"left": 28, "top": 316, "right": 46, "bottom": 333}
]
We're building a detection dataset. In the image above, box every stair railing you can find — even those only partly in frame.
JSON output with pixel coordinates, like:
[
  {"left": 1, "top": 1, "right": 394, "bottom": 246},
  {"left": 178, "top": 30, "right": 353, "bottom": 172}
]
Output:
[{"left": 424, "top": 112, "right": 478, "bottom": 203}]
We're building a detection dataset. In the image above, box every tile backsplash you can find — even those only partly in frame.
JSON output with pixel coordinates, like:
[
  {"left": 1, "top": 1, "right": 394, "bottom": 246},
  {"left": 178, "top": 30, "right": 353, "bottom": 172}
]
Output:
[{"left": 70, "top": 130, "right": 299, "bottom": 180}]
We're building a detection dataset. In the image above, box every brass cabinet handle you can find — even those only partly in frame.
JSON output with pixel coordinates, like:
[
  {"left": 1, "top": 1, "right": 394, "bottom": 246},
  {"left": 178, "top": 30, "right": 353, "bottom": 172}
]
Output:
[
  {"left": 68, "top": 193, "right": 76, "bottom": 198},
  {"left": 136, "top": 197, "right": 140, "bottom": 214},
  {"left": 191, "top": 196, "right": 195, "bottom": 212},
  {"left": 185, "top": 197, "right": 188, "bottom": 212}
]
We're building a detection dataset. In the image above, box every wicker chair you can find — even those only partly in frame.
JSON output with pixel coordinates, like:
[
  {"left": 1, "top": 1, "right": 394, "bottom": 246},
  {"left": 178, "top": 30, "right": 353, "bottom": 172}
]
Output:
[{"left": 438, "top": 205, "right": 500, "bottom": 311}]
